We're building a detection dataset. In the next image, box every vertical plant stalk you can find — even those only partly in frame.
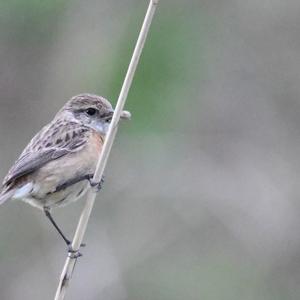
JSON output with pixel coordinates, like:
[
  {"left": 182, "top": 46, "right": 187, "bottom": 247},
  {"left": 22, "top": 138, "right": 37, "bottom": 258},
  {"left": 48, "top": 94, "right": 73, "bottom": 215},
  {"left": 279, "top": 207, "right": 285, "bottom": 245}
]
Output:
[{"left": 54, "top": 1, "right": 160, "bottom": 299}]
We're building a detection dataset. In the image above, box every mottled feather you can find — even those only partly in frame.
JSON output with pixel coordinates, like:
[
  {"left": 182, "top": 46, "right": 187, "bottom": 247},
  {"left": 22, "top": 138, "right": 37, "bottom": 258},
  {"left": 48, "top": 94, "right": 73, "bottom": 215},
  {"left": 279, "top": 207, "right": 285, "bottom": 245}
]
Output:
[
  {"left": 0, "top": 93, "right": 129, "bottom": 211},
  {"left": 3, "top": 121, "right": 91, "bottom": 187}
]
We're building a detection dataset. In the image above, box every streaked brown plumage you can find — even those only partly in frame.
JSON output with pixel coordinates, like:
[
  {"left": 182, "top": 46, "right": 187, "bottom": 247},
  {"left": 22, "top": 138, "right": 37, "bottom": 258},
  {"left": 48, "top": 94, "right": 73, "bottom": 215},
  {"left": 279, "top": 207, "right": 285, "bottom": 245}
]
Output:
[{"left": 0, "top": 93, "right": 130, "bottom": 249}]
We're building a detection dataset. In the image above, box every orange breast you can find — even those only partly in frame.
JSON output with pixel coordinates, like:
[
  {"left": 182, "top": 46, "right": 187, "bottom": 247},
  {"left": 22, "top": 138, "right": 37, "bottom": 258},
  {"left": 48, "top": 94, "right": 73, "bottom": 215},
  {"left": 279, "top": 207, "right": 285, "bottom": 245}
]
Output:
[
  {"left": 30, "top": 131, "right": 104, "bottom": 197},
  {"left": 87, "top": 131, "right": 104, "bottom": 159}
]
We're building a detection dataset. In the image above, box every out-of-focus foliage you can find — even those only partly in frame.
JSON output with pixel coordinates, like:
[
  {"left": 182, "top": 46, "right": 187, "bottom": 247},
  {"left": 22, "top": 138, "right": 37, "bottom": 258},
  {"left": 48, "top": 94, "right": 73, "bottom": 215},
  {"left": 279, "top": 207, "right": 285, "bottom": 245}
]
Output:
[{"left": 0, "top": 0, "right": 299, "bottom": 299}]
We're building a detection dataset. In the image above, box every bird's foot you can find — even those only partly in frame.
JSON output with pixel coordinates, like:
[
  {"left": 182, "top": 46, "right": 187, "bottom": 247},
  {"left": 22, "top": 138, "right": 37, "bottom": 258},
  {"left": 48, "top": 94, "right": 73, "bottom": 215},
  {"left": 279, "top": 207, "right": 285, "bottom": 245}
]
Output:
[
  {"left": 67, "top": 245, "right": 82, "bottom": 259},
  {"left": 67, "top": 242, "right": 85, "bottom": 258},
  {"left": 88, "top": 175, "right": 104, "bottom": 192}
]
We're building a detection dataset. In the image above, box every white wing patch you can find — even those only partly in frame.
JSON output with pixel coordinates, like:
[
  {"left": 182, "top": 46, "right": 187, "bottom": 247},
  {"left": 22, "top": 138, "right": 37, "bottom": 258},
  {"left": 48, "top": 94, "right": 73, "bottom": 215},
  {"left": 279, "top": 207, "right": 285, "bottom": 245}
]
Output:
[{"left": 12, "top": 182, "right": 34, "bottom": 199}]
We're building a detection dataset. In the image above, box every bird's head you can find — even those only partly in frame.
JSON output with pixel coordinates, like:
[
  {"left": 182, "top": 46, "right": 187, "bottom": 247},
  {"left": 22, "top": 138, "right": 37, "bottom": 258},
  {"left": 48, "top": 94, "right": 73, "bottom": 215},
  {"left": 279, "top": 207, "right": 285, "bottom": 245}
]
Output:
[{"left": 58, "top": 93, "right": 131, "bottom": 135}]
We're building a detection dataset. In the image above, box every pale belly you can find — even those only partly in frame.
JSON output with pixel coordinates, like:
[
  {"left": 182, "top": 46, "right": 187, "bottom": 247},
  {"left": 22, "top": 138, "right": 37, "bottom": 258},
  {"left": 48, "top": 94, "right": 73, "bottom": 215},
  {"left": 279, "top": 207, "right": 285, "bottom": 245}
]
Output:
[
  {"left": 21, "top": 180, "right": 90, "bottom": 210},
  {"left": 10, "top": 137, "right": 101, "bottom": 210}
]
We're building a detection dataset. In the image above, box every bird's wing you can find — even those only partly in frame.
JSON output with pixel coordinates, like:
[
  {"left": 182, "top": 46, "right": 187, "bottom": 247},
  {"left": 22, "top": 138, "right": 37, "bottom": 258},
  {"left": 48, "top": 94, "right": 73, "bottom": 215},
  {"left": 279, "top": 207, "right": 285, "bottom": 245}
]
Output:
[{"left": 3, "top": 121, "right": 91, "bottom": 187}]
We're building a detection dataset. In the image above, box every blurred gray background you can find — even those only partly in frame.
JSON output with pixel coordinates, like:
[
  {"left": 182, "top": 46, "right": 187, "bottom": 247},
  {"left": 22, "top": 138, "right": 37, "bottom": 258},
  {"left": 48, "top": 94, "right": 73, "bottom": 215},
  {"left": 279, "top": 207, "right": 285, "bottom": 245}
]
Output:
[{"left": 0, "top": 0, "right": 299, "bottom": 299}]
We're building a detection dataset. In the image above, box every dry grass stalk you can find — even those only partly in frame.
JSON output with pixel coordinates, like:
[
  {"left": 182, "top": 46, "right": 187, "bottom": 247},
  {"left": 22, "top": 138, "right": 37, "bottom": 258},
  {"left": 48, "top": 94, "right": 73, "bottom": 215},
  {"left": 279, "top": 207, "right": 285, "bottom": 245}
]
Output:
[{"left": 54, "top": 1, "right": 160, "bottom": 299}]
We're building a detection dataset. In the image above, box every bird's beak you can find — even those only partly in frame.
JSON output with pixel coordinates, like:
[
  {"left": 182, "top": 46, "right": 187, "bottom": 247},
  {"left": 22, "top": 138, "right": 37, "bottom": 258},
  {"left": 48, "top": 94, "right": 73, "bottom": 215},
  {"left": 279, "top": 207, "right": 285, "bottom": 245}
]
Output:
[
  {"left": 120, "top": 110, "right": 131, "bottom": 120},
  {"left": 105, "top": 109, "right": 131, "bottom": 121},
  {"left": 107, "top": 109, "right": 131, "bottom": 120}
]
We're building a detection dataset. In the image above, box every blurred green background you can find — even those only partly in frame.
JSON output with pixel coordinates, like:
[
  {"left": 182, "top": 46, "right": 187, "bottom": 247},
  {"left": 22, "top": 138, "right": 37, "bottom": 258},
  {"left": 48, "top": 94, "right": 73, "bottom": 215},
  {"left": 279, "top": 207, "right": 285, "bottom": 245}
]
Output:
[{"left": 0, "top": 0, "right": 300, "bottom": 299}]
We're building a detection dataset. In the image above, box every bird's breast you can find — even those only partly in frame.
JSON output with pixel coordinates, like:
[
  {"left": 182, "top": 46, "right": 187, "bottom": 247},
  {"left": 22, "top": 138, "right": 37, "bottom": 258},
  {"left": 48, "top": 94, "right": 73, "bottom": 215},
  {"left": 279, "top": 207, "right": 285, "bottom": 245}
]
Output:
[{"left": 26, "top": 131, "right": 104, "bottom": 208}]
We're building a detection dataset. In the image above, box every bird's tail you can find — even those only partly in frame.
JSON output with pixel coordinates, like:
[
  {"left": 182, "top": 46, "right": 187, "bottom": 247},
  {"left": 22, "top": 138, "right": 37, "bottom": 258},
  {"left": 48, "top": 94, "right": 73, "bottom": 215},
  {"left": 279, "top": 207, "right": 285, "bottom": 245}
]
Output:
[{"left": 0, "top": 189, "right": 14, "bottom": 205}]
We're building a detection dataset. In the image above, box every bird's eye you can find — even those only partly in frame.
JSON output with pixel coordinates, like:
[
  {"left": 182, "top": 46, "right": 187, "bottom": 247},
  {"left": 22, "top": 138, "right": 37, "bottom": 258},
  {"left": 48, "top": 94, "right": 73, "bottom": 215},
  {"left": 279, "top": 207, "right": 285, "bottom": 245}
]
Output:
[{"left": 86, "top": 108, "right": 97, "bottom": 116}]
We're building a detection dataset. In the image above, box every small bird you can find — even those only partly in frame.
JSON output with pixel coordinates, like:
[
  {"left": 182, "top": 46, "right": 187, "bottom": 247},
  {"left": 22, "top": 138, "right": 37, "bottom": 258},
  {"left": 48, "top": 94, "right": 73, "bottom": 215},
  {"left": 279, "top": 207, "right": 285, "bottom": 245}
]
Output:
[{"left": 0, "top": 93, "right": 130, "bottom": 254}]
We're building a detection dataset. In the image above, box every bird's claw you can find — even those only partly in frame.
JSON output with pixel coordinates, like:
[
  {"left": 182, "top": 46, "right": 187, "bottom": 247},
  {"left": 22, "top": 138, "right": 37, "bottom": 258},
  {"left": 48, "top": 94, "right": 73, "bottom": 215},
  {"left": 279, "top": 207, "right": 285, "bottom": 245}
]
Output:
[
  {"left": 88, "top": 176, "right": 104, "bottom": 191},
  {"left": 67, "top": 245, "right": 83, "bottom": 259}
]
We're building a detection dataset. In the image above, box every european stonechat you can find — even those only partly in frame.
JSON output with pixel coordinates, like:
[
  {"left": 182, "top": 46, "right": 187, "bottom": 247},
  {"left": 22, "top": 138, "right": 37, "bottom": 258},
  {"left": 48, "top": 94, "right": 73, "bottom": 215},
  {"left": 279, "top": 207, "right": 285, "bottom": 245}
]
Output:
[{"left": 0, "top": 93, "right": 130, "bottom": 251}]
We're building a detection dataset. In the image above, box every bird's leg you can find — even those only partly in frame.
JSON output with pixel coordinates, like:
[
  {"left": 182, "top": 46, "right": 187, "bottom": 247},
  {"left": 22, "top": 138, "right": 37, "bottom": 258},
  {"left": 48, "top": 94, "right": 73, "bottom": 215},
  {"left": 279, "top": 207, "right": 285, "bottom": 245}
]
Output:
[
  {"left": 54, "top": 174, "right": 94, "bottom": 193},
  {"left": 53, "top": 174, "right": 104, "bottom": 193},
  {"left": 43, "top": 207, "right": 85, "bottom": 254},
  {"left": 44, "top": 207, "right": 70, "bottom": 245}
]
